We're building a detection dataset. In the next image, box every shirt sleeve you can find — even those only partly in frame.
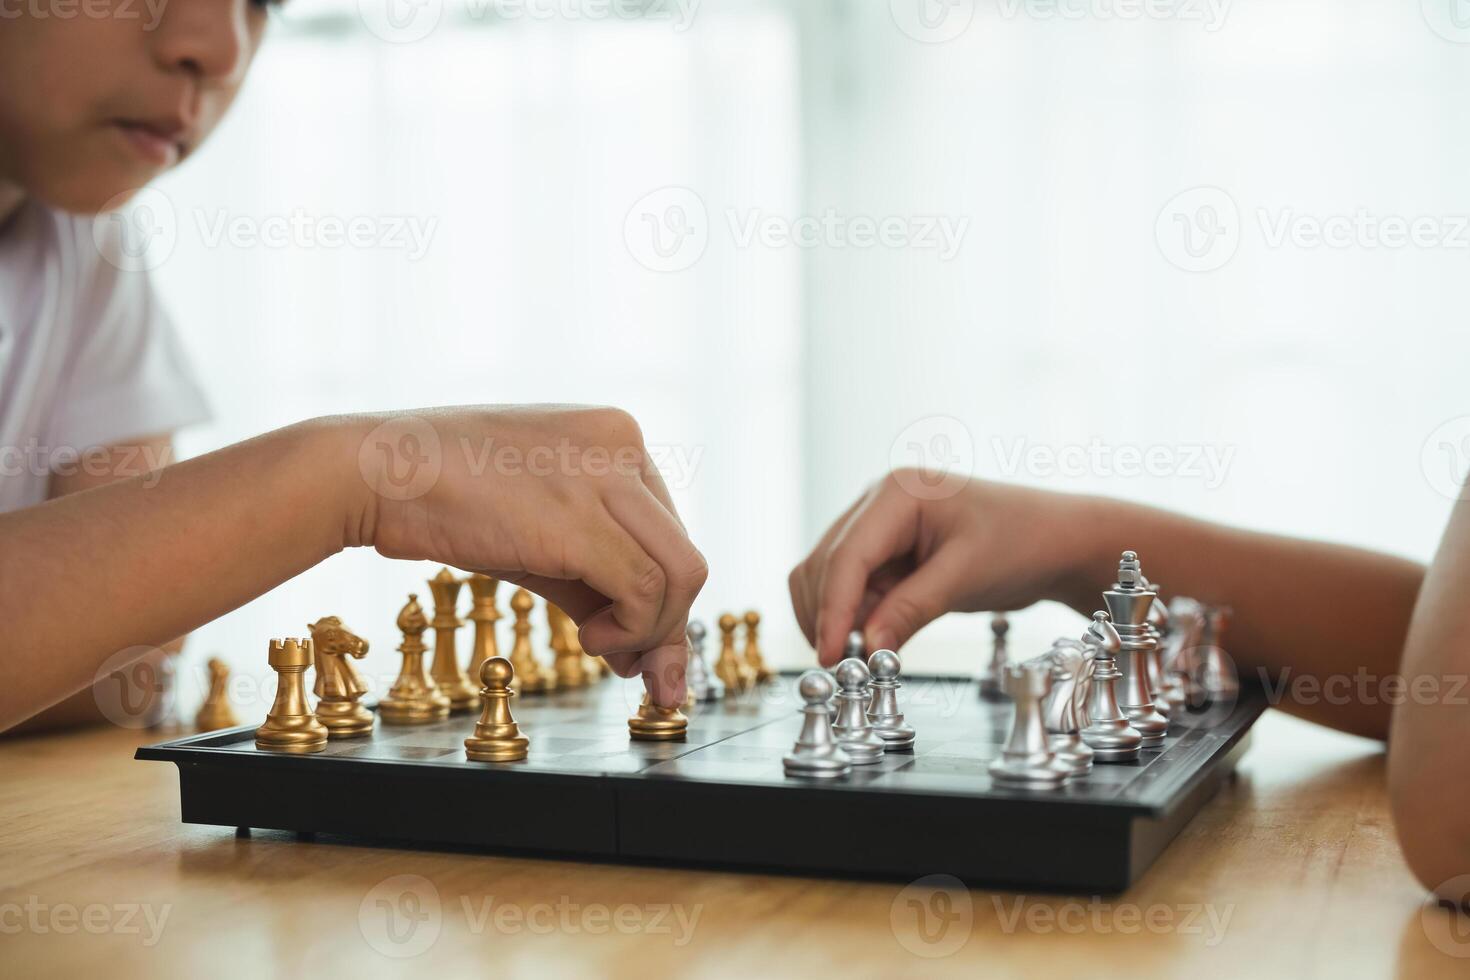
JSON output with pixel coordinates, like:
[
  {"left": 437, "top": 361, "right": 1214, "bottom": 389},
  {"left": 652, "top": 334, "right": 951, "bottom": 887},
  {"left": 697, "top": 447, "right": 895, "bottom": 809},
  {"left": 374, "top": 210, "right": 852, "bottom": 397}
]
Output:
[{"left": 44, "top": 213, "right": 211, "bottom": 455}]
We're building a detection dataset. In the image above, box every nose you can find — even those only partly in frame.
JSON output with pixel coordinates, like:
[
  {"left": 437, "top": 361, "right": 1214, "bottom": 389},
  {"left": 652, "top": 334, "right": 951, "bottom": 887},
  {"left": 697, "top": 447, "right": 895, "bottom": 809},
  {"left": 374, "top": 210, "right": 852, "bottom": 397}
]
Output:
[{"left": 149, "top": 0, "right": 253, "bottom": 86}]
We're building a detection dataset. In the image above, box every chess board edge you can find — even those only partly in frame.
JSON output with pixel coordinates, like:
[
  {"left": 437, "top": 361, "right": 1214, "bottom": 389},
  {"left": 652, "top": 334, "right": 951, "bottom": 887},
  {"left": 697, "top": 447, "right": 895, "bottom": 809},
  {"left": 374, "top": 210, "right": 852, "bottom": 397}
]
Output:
[{"left": 135, "top": 678, "right": 1268, "bottom": 893}]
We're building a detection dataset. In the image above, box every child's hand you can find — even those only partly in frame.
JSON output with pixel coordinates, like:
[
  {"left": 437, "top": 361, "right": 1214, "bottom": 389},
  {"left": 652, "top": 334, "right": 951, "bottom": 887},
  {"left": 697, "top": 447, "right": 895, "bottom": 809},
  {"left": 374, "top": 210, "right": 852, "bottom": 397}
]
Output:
[
  {"left": 789, "top": 471, "right": 1098, "bottom": 665},
  {"left": 344, "top": 406, "right": 707, "bottom": 706}
]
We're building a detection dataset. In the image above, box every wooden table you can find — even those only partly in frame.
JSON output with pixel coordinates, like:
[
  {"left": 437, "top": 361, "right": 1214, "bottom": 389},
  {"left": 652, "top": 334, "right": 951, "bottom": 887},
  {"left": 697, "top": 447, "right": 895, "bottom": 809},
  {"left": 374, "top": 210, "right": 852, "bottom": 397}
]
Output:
[{"left": 1, "top": 710, "right": 1464, "bottom": 978}]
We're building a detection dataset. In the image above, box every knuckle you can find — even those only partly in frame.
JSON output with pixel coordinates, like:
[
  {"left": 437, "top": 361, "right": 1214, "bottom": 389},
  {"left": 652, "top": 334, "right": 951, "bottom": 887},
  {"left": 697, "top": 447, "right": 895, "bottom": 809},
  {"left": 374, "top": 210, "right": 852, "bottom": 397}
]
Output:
[
  {"left": 885, "top": 593, "right": 933, "bottom": 630},
  {"left": 630, "top": 561, "right": 668, "bottom": 604},
  {"left": 679, "top": 549, "right": 710, "bottom": 592}
]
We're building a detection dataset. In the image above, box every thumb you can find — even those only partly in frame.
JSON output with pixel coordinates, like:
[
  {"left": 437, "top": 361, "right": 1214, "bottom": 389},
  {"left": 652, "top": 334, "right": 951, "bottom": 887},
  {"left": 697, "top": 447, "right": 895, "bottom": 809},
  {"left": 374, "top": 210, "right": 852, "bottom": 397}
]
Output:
[{"left": 864, "top": 543, "right": 970, "bottom": 654}]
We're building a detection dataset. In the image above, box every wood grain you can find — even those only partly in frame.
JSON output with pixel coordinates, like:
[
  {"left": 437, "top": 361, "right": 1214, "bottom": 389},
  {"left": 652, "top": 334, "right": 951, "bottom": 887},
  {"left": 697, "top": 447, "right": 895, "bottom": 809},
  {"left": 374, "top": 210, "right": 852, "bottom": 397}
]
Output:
[{"left": 1, "top": 711, "right": 1464, "bottom": 978}]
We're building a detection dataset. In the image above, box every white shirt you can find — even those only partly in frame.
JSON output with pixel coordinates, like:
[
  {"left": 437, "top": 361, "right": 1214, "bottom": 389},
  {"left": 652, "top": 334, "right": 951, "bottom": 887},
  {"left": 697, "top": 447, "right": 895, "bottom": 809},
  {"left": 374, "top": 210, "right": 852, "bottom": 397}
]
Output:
[{"left": 0, "top": 200, "right": 209, "bottom": 513}]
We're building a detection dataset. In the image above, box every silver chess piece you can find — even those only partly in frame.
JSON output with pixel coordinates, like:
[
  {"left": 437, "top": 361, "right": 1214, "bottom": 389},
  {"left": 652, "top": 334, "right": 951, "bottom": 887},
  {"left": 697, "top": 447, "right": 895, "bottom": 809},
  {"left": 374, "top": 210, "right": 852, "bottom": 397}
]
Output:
[
  {"left": 1079, "top": 611, "right": 1143, "bottom": 762},
  {"left": 1103, "top": 552, "right": 1169, "bottom": 749},
  {"left": 784, "top": 670, "right": 853, "bottom": 779},
  {"left": 832, "top": 630, "right": 866, "bottom": 719},
  {"left": 1167, "top": 596, "right": 1209, "bottom": 707},
  {"left": 1140, "top": 581, "right": 1173, "bottom": 720},
  {"left": 978, "top": 613, "right": 1010, "bottom": 701},
  {"left": 685, "top": 621, "right": 723, "bottom": 702},
  {"left": 1042, "top": 645, "right": 1093, "bottom": 777},
  {"left": 831, "top": 658, "right": 886, "bottom": 764},
  {"left": 1197, "top": 605, "right": 1239, "bottom": 700},
  {"left": 865, "top": 649, "right": 916, "bottom": 751},
  {"left": 988, "top": 662, "right": 1069, "bottom": 789}
]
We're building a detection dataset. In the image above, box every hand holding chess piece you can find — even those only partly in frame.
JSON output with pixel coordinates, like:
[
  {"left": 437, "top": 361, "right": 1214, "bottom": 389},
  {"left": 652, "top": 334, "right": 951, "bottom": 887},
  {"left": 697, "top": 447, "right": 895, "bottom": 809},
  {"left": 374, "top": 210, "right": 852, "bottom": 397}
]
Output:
[
  {"left": 194, "top": 657, "right": 239, "bottom": 731},
  {"left": 255, "top": 638, "right": 327, "bottom": 753},
  {"left": 629, "top": 693, "right": 688, "bottom": 741},
  {"left": 464, "top": 657, "right": 530, "bottom": 762},
  {"left": 308, "top": 616, "right": 373, "bottom": 738}
]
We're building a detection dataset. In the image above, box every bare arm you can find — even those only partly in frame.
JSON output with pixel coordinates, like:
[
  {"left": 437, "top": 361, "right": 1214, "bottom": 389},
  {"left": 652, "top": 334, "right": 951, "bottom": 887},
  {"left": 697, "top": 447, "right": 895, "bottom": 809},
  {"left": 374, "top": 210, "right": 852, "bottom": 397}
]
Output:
[
  {"left": 7, "top": 433, "right": 184, "bottom": 734},
  {"left": 1389, "top": 494, "right": 1470, "bottom": 902},
  {"left": 0, "top": 407, "right": 708, "bottom": 732},
  {"left": 790, "top": 473, "right": 1423, "bottom": 739}
]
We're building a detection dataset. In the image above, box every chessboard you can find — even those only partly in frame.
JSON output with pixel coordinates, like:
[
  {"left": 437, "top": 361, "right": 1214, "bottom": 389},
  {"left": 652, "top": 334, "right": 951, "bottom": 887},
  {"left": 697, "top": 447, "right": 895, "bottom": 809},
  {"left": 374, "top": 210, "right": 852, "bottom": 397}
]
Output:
[{"left": 137, "top": 671, "right": 1266, "bottom": 893}]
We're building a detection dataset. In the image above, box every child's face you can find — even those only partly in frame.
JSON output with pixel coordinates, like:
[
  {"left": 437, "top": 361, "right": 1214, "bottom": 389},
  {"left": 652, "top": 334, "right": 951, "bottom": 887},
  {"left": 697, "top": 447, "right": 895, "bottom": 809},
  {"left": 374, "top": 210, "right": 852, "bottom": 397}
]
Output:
[{"left": 0, "top": 0, "right": 271, "bottom": 214}]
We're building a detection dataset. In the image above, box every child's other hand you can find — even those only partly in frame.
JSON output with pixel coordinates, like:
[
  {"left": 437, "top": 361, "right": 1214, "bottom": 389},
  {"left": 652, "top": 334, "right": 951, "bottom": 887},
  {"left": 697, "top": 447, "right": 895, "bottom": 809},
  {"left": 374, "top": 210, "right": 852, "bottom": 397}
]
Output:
[
  {"left": 343, "top": 406, "right": 707, "bottom": 706},
  {"left": 789, "top": 471, "right": 1097, "bottom": 666}
]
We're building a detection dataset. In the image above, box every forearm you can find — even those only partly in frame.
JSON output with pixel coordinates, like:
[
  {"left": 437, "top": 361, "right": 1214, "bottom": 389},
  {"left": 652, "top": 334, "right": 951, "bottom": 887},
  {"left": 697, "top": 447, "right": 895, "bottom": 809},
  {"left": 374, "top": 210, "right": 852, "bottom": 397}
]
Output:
[
  {"left": 0, "top": 418, "right": 356, "bottom": 732},
  {"left": 1389, "top": 496, "right": 1470, "bottom": 899},
  {"left": 1049, "top": 494, "right": 1424, "bottom": 739}
]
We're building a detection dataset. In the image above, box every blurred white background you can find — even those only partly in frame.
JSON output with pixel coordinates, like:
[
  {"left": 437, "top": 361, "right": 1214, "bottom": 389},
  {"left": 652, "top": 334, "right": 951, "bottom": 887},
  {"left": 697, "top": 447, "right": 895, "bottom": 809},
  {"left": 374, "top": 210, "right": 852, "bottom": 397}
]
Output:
[{"left": 144, "top": 0, "right": 1470, "bottom": 714}]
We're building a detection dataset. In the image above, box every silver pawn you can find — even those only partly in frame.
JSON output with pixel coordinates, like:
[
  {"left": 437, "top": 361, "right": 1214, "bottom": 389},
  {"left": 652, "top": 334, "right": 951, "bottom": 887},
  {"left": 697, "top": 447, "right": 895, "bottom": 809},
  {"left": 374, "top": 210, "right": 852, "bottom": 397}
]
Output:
[
  {"left": 865, "top": 649, "right": 916, "bottom": 751},
  {"left": 1079, "top": 612, "right": 1143, "bottom": 762},
  {"left": 978, "top": 613, "right": 1010, "bottom": 701},
  {"left": 783, "top": 670, "right": 853, "bottom": 779},
  {"left": 685, "top": 621, "right": 723, "bottom": 702},
  {"left": 1167, "top": 596, "right": 1209, "bottom": 707},
  {"left": 1042, "top": 646, "right": 1093, "bottom": 777},
  {"left": 1197, "top": 606, "right": 1239, "bottom": 700},
  {"left": 988, "top": 662, "right": 1069, "bottom": 789},
  {"left": 831, "top": 630, "right": 866, "bottom": 719},
  {"left": 831, "top": 658, "right": 885, "bottom": 764},
  {"left": 1103, "top": 552, "right": 1169, "bottom": 749}
]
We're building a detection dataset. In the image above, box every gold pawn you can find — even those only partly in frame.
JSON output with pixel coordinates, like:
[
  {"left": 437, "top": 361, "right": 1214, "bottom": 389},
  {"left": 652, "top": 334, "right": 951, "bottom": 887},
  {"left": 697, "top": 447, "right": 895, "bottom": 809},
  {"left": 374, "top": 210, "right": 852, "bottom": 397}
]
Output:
[
  {"left": 508, "top": 588, "right": 554, "bottom": 693},
  {"left": 195, "top": 657, "right": 239, "bottom": 731},
  {"left": 742, "top": 610, "right": 772, "bottom": 683},
  {"left": 714, "top": 613, "right": 754, "bottom": 694},
  {"left": 428, "top": 568, "right": 477, "bottom": 712},
  {"left": 548, "top": 603, "right": 588, "bottom": 689},
  {"left": 465, "top": 574, "right": 503, "bottom": 678},
  {"left": 379, "top": 593, "right": 451, "bottom": 724},
  {"left": 255, "top": 638, "right": 328, "bottom": 753},
  {"left": 464, "top": 657, "right": 530, "bottom": 762},
  {"left": 629, "top": 692, "right": 689, "bottom": 741}
]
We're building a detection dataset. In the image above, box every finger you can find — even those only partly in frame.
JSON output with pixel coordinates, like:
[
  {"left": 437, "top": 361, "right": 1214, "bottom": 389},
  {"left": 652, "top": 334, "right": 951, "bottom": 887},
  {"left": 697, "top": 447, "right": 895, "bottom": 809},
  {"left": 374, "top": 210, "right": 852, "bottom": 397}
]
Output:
[
  {"left": 562, "top": 511, "right": 671, "bottom": 657},
  {"left": 639, "top": 460, "right": 688, "bottom": 532},
  {"left": 580, "top": 486, "right": 707, "bottom": 657},
  {"left": 788, "top": 564, "right": 817, "bottom": 647},
  {"left": 814, "top": 486, "right": 920, "bottom": 666},
  {"left": 788, "top": 491, "right": 874, "bottom": 650},
  {"left": 634, "top": 639, "right": 690, "bottom": 708},
  {"left": 491, "top": 572, "right": 609, "bottom": 624},
  {"left": 864, "top": 541, "right": 971, "bottom": 654}
]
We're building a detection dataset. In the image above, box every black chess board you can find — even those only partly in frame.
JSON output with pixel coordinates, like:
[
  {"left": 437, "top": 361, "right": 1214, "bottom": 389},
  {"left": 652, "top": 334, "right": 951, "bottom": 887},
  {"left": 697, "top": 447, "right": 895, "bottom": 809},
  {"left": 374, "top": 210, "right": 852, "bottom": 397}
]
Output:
[{"left": 137, "top": 673, "right": 1266, "bottom": 892}]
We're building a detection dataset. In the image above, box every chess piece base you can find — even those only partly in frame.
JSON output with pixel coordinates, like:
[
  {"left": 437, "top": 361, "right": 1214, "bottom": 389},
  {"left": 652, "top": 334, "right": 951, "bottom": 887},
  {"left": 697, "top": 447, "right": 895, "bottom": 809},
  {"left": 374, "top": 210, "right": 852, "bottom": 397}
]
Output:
[
  {"left": 316, "top": 701, "right": 374, "bottom": 738},
  {"left": 195, "top": 707, "right": 240, "bottom": 732},
  {"left": 629, "top": 702, "right": 688, "bottom": 741},
  {"left": 833, "top": 731, "right": 886, "bottom": 764},
  {"left": 783, "top": 747, "right": 852, "bottom": 778},
  {"left": 255, "top": 723, "right": 327, "bottom": 753},
  {"left": 988, "top": 759, "right": 1068, "bottom": 789},
  {"left": 465, "top": 735, "right": 529, "bottom": 762},
  {"left": 517, "top": 675, "right": 555, "bottom": 695},
  {"left": 378, "top": 699, "right": 450, "bottom": 725},
  {"left": 1089, "top": 744, "right": 1142, "bottom": 762}
]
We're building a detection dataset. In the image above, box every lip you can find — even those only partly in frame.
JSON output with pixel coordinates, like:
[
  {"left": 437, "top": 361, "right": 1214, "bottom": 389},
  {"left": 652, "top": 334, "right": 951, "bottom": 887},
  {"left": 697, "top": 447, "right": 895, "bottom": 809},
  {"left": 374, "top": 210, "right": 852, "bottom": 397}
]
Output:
[{"left": 111, "top": 119, "right": 187, "bottom": 168}]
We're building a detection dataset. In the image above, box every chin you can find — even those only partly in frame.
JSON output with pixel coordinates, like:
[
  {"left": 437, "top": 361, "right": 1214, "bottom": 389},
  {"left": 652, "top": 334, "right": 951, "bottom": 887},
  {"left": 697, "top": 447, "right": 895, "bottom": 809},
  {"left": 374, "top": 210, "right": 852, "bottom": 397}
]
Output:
[{"left": 30, "top": 158, "right": 166, "bottom": 216}]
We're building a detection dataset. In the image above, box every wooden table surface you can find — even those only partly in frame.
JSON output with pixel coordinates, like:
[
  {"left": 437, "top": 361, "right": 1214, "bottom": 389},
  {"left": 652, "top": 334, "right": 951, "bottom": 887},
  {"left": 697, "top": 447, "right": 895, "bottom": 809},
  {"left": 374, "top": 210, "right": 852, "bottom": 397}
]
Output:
[{"left": 1, "top": 710, "right": 1466, "bottom": 979}]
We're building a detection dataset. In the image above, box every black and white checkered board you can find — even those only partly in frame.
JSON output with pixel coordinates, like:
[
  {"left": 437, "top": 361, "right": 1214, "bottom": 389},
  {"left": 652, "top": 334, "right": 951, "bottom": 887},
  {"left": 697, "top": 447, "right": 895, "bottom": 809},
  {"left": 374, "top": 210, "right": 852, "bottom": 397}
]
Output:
[{"left": 138, "top": 673, "right": 1265, "bottom": 891}]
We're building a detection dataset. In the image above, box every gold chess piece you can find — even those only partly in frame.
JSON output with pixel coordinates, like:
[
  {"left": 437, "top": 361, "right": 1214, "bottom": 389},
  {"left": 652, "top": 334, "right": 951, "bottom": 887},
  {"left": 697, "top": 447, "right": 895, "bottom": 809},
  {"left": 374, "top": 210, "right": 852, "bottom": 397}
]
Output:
[
  {"left": 548, "top": 603, "right": 588, "bottom": 689},
  {"left": 194, "top": 657, "right": 239, "bottom": 731},
  {"left": 379, "top": 593, "right": 451, "bottom": 724},
  {"left": 255, "top": 638, "right": 328, "bottom": 753},
  {"left": 742, "top": 610, "right": 773, "bottom": 683},
  {"left": 464, "top": 657, "right": 531, "bottom": 762},
  {"left": 714, "top": 613, "right": 754, "bottom": 694},
  {"left": 465, "top": 573, "right": 503, "bottom": 679},
  {"left": 629, "top": 693, "right": 689, "bottom": 741},
  {"left": 428, "top": 567, "right": 477, "bottom": 712},
  {"left": 308, "top": 616, "right": 374, "bottom": 738},
  {"left": 508, "top": 588, "right": 554, "bottom": 693}
]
